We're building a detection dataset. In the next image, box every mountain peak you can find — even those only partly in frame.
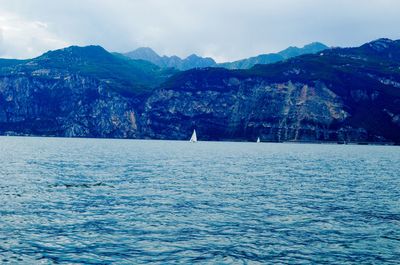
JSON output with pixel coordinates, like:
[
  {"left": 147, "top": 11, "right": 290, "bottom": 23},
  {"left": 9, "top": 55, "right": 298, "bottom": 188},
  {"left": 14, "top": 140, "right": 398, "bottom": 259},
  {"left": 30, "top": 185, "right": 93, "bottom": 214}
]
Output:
[
  {"left": 182, "top": 54, "right": 216, "bottom": 69},
  {"left": 128, "top": 47, "right": 159, "bottom": 57},
  {"left": 365, "top": 38, "right": 395, "bottom": 51},
  {"left": 369, "top": 38, "right": 394, "bottom": 44},
  {"left": 38, "top": 45, "right": 111, "bottom": 61},
  {"left": 56, "top": 45, "right": 107, "bottom": 55},
  {"left": 124, "top": 49, "right": 217, "bottom": 70},
  {"left": 62, "top": 45, "right": 106, "bottom": 52},
  {"left": 303, "top": 42, "right": 329, "bottom": 50},
  {"left": 278, "top": 42, "right": 328, "bottom": 59},
  {"left": 124, "top": 47, "right": 164, "bottom": 67},
  {"left": 185, "top": 54, "right": 201, "bottom": 60}
]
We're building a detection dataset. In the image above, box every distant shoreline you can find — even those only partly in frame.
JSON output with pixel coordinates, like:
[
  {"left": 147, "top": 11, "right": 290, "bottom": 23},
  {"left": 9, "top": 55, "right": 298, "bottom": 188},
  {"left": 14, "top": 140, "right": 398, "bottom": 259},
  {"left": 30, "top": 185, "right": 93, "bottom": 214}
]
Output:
[{"left": 1, "top": 134, "right": 398, "bottom": 146}]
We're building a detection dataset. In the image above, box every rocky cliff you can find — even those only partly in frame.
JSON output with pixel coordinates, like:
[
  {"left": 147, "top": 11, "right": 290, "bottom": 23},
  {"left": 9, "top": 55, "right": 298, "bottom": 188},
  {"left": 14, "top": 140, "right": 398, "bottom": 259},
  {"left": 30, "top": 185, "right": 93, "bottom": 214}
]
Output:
[
  {"left": 0, "top": 46, "right": 172, "bottom": 138},
  {"left": 0, "top": 73, "right": 142, "bottom": 138},
  {"left": 142, "top": 39, "right": 400, "bottom": 143},
  {"left": 0, "top": 39, "right": 399, "bottom": 143}
]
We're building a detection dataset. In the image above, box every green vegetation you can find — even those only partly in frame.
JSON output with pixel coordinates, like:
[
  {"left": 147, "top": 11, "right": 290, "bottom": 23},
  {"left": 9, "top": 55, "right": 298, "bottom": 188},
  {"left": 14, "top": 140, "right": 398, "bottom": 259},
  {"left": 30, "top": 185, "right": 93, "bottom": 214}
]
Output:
[
  {"left": 35, "top": 46, "right": 175, "bottom": 95},
  {"left": 161, "top": 38, "right": 400, "bottom": 143},
  {"left": 1, "top": 45, "right": 177, "bottom": 96}
]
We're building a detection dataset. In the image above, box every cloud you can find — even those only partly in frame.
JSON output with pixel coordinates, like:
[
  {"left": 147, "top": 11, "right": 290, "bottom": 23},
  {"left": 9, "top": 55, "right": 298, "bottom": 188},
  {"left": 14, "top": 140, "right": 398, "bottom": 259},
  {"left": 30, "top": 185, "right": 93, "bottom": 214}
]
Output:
[
  {"left": 0, "top": 0, "right": 399, "bottom": 61},
  {"left": 0, "top": 9, "right": 69, "bottom": 59},
  {"left": 0, "top": 28, "right": 4, "bottom": 55}
]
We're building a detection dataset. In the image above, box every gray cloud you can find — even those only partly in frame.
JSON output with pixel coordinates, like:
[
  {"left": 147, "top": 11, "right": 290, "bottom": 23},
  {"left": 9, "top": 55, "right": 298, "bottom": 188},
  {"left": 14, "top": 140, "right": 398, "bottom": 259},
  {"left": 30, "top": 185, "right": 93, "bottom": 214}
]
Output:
[
  {"left": 0, "top": 28, "right": 4, "bottom": 55},
  {"left": 0, "top": 0, "right": 399, "bottom": 61}
]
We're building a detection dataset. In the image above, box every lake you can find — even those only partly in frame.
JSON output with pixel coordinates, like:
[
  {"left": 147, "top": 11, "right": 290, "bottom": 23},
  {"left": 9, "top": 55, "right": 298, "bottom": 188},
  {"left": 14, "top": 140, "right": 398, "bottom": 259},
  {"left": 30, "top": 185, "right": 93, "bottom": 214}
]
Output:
[{"left": 0, "top": 137, "right": 399, "bottom": 264}]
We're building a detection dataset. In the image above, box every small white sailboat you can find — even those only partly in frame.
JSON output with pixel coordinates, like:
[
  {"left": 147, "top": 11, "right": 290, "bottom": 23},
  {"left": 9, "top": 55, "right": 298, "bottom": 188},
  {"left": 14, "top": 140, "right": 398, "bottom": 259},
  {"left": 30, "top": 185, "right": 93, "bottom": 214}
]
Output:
[
  {"left": 190, "top": 129, "right": 197, "bottom": 142},
  {"left": 257, "top": 137, "right": 260, "bottom": 143}
]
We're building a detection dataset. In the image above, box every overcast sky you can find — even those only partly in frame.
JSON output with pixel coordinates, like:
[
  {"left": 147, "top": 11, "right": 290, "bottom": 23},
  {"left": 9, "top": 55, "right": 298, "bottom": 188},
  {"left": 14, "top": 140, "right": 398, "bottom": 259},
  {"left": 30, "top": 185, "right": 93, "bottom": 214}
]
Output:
[{"left": 0, "top": 0, "right": 399, "bottom": 62}]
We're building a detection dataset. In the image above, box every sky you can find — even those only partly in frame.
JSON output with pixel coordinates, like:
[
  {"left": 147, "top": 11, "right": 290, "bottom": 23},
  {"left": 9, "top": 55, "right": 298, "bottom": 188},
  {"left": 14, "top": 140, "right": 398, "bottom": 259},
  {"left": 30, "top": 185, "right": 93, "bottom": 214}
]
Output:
[{"left": 0, "top": 0, "right": 399, "bottom": 62}]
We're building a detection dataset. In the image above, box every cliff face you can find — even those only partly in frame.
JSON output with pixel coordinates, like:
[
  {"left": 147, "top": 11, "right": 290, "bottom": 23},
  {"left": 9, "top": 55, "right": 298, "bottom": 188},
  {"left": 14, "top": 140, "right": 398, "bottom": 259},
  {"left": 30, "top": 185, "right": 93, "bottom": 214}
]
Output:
[
  {"left": 142, "top": 75, "right": 391, "bottom": 142},
  {"left": 0, "top": 73, "right": 140, "bottom": 138},
  {"left": 142, "top": 39, "right": 400, "bottom": 143},
  {"left": 0, "top": 39, "right": 400, "bottom": 143},
  {"left": 0, "top": 46, "right": 165, "bottom": 138}
]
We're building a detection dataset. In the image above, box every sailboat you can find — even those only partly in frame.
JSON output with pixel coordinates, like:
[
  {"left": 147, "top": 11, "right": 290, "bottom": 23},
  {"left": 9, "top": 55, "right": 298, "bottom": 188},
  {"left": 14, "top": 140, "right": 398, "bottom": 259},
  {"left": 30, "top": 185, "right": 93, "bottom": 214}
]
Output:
[
  {"left": 257, "top": 137, "right": 260, "bottom": 143},
  {"left": 190, "top": 129, "right": 197, "bottom": 143}
]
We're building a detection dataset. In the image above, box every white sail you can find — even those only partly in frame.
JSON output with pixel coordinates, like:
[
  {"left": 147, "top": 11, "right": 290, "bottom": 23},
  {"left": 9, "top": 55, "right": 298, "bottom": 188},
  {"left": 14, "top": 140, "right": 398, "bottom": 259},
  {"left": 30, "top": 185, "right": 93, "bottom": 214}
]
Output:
[
  {"left": 257, "top": 137, "right": 260, "bottom": 143},
  {"left": 190, "top": 129, "right": 197, "bottom": 142}
]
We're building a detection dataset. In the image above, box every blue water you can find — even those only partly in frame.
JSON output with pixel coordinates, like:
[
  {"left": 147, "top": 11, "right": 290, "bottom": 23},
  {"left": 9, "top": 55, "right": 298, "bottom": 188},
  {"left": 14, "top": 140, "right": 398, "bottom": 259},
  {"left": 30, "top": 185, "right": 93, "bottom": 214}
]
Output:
[{"left": 0, "top": 137, "right": 399, "bottom": 264}]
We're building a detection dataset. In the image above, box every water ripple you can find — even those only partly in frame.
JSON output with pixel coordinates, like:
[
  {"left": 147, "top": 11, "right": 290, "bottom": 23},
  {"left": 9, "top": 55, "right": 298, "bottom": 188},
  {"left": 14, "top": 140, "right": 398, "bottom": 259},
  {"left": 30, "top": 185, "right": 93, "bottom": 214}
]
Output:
[{"left": 0, "top": 137, "right": 399, "bottom": 264}]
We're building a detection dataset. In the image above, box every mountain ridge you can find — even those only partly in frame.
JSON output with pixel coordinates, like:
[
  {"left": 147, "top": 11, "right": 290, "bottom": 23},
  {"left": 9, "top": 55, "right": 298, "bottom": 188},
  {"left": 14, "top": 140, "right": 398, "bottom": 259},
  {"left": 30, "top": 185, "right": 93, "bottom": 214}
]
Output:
[
  {"left": 123, "top": 48, "right": 216, "bottom": 70},
  {"left": 143, "top": 38, "right": 400, "bottom": 143},
  {"left": 0, "top": 45, "right": 176, "bottom": 96},
  {"left": 0, "top": 38, "right": 399, "bottom": 143},
  {"left": 123, "top": 42, "right": 329, "bottom": 70},
  {"left": 219, "top": 42, "right": 329, "bottom": 69}
]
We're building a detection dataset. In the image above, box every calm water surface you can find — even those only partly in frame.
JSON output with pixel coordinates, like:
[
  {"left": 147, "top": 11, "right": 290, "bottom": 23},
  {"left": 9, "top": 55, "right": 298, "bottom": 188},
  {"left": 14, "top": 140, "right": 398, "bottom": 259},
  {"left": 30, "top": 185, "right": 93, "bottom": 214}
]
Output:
[{"left": 0, "top": 137, "right": 399, "bottom": 264}]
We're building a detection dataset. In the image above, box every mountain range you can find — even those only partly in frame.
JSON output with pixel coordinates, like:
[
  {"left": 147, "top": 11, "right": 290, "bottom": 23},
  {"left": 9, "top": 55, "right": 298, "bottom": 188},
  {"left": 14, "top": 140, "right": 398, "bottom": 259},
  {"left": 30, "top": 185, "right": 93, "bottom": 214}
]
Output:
[
  {"left": 219, "top": 42, "right": 329, "bottom": 69},
  {"left": 123, "top": 48, "right": 216, "bottom": 70},
  {"left": 0, "top": 38, "right": 399, "bottom": 143},
  {"left": 123, "top": 42, "right": 328, "bottom": 70}
]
